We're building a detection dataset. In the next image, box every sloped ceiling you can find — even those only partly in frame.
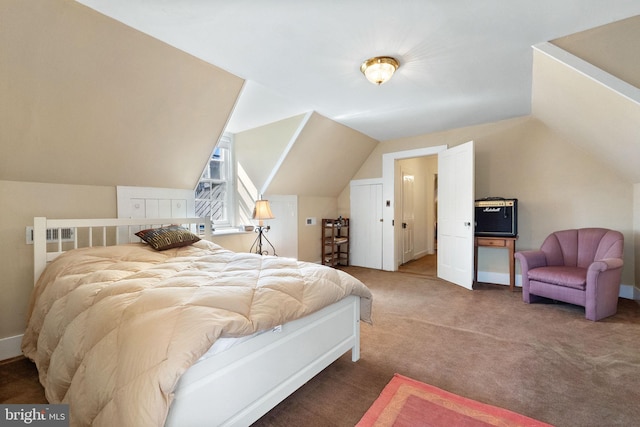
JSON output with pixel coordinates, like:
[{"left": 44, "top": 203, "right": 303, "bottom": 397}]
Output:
[
  {"left": 235, "top": 113, "right": 307, "bottom": 193},
  {"left": 266, "top": 113, "right": 378, "bottom": 197},
  {"left": 0, "top": 0, "right": 242, "bottom": 189},
  {"left": 73, "top": 0, "right": 640, "bottom": 141},
  {"left": 4, "top": 1, "right": 639, "bottom": 193},
  {"left": 552, "top": 15, "right": 640, "bottom": 89},
  {"left": 532, "top": 18, "right": 640, "bottom": 184}
]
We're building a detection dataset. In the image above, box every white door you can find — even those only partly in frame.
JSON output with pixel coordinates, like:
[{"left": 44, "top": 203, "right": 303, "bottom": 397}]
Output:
[
  {"left": 350, "top": 182, "right": 383, "bottom": 269},
  {"left": 437, "top": 141, "right": 475, "bottom": 289},
  {"left": 401, "top": 171, "right": 415, "bottom": 264}
]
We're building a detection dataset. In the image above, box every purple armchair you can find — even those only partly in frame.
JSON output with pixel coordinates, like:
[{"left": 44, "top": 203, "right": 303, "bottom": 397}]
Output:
[{"left": 515, "top": 228, "right": 624, "bottom": 321}]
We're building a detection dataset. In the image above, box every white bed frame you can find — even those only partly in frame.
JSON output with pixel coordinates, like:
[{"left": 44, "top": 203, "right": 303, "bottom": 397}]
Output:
[{"left": 32, "top": 217, "right": 362, "bottom": 427}]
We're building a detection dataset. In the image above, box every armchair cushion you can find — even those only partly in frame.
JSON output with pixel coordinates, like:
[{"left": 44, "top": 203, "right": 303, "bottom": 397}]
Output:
[{"left": 527, "top": 266, "right": 586, "bottom": 290}]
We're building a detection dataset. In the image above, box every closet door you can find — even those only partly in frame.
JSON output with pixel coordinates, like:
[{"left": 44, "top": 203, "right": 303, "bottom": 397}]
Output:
[{"left": 350, "top": 181, "right": 383, "bottom": 269}]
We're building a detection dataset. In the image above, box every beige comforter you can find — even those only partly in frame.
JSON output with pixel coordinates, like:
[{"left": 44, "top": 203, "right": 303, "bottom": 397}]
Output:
[{"left": 22, "top": 239, "right": 372, "bottom": 427}]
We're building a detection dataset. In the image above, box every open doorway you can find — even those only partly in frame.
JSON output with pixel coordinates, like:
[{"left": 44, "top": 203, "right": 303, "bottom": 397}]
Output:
[
  {"left": 379, "top": 142, "right": 474, "bottom": 291},
  {"left": 397, "top": 155, "right": 438, "bottom": 276},
  {"left": 382, "top": 145, "right": 446, "bottom": 271},
  {"left": 398, "top": 253, "right": 437, "bottom": 277}
]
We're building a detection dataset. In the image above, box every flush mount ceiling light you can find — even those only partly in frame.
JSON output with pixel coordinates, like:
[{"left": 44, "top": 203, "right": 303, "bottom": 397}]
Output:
[{"left": 360, "top": 56, "right": 400, "bottom": 85}]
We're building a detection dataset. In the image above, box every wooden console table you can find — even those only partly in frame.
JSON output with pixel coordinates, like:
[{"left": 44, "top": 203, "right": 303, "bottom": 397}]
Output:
[{"left": 474, "top": 236, "right": 517, "bottom": 291}]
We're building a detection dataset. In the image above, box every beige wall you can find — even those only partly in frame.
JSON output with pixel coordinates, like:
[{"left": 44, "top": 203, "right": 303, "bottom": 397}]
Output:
[
  {"left": 0, "top": 0, "right": 243, "bottom": 344},
  {"left": 234, "top": 112, "right": 378, "bottom": 262},
  {"left": 477, "top": 119, "right": 633, "bottom": 285},
  {"left": 349, "top": 116, "right": 635, "bottom": 286},
  {"left": 0, "top": 0, "right": 242, "bottom": 189},
  {"left": 0, "top": 181, "right": 116, "bottom": 338},
  {"left": 337, "top": 188, "right": 351, "bottom": 219},
  {"left": 210, "top": 232, "right": 256, "bottom": 253},
  {"left": 297, "top": 196, "right": 339, "bottom": 263}
]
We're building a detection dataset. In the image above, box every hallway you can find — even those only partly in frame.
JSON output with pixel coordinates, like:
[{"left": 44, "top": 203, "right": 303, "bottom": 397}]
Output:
[{"left": 398, "top": 254, "right": 436, "bottom": 277}]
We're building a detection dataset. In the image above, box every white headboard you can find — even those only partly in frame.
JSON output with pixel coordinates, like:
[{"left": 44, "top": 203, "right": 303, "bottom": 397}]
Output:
[{"left": 33, "top": 217, "right": 212, "bottom": 286}]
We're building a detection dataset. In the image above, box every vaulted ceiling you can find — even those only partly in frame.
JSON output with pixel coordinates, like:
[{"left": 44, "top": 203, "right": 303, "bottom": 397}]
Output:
[
  {"left": 76, "top": 1, "right": 640, "bottom": 141},
  {"left": 3, "top": 1, "right": 639, "bottom": 192},
  {"left": 532, "top": 15, "right": 640, "bottom": 184}
]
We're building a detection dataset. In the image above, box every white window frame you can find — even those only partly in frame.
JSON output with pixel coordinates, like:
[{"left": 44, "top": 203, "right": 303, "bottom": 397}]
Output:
[{"left": 195, "top": 133, "right": 237, "bottom": 229}]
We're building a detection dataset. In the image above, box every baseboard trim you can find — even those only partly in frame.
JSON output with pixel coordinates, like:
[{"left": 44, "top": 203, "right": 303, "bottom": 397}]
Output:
[
  {"left": 479, "top": 271, "right": 635, "bottom": 300},
  {"left": 412, "top": 250, "right": 431, "bottom": 260},
  {"left": 619, "top": 284, "right": 635, "bottom": 300},
  {"left": 0, "top": 334, "right": 23, "bottom": 361},
  {"left": 477, "top": 271, "right": 517, "bottom": 288}
]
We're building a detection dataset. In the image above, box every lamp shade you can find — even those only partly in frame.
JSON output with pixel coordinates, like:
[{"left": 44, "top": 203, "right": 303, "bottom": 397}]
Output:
[
  {"left": 360, "top": 56, "right": 399, "bottom": 85},
  {"left": 252, "top": 199, "right": 275, "bottom": 220}
]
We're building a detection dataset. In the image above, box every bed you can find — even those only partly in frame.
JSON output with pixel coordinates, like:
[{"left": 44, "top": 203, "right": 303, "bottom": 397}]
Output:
[{"left": 22, "top": 217, "right": 372, "bottom": 427}]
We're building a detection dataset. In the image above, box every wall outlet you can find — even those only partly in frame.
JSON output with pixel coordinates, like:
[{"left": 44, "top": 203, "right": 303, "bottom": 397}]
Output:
[{"left": 306, "top": 217, "right": 317, "bottom": 225}]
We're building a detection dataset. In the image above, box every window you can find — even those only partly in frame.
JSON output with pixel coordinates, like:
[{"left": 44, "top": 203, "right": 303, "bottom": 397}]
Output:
[{"left": 195, "top": 134, "right": 235, "bottom": 227}]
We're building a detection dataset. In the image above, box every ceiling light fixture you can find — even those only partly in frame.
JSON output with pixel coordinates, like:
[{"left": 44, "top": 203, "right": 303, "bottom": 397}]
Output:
[{"left": 360, "top": 56, "right": 400, "bottom": 85}]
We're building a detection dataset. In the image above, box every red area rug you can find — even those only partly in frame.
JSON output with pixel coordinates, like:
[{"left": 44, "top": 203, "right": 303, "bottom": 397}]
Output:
[{"left": 356, "top": 374, "right": 554, "bottom": 427}]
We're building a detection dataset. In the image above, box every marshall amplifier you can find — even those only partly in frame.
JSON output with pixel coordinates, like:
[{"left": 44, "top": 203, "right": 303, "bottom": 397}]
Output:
[{"left": 474, "top": 198, "right": 518, "bottom": 237}]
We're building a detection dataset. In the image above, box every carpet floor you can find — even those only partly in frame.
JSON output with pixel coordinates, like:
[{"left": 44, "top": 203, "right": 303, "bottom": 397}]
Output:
[
  {"left": 2, "top": 257, "right": 640, "bottom": 427},
  {"left": 254, "top": 261, "right": 640, "bottom": 427}
]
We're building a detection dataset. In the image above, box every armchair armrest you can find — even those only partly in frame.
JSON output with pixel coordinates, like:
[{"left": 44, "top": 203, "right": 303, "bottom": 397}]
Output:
[
  {"left": 585, "top": 257, "right": 624, "bottom": 320},
  {"left": 589, "top": 258, "right": 624, "bottom": 273},
  {"left": 514, "top": 250, "right": 547, "bottom": 272},
  {"left": 515, "top": 250, "right": 547, "bottom": 303}
]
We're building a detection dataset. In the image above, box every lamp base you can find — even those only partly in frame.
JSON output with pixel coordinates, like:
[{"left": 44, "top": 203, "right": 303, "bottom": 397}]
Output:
[{"left": 250, "top": 226, "right": 277, "bottom": 256}]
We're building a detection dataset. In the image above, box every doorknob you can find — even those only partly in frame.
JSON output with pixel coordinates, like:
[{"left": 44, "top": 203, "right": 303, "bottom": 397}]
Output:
[
  {"left": 402, "top": 222, "right": 407, "bottom": 229},
  {"left": 464, "top": 222, "right": 471, "bottom": 227}
]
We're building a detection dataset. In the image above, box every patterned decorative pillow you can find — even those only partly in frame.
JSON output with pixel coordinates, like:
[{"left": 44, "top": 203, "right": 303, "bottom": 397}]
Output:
[{"left": 135, "top": 225, "right": 200, "bottom": 251}]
